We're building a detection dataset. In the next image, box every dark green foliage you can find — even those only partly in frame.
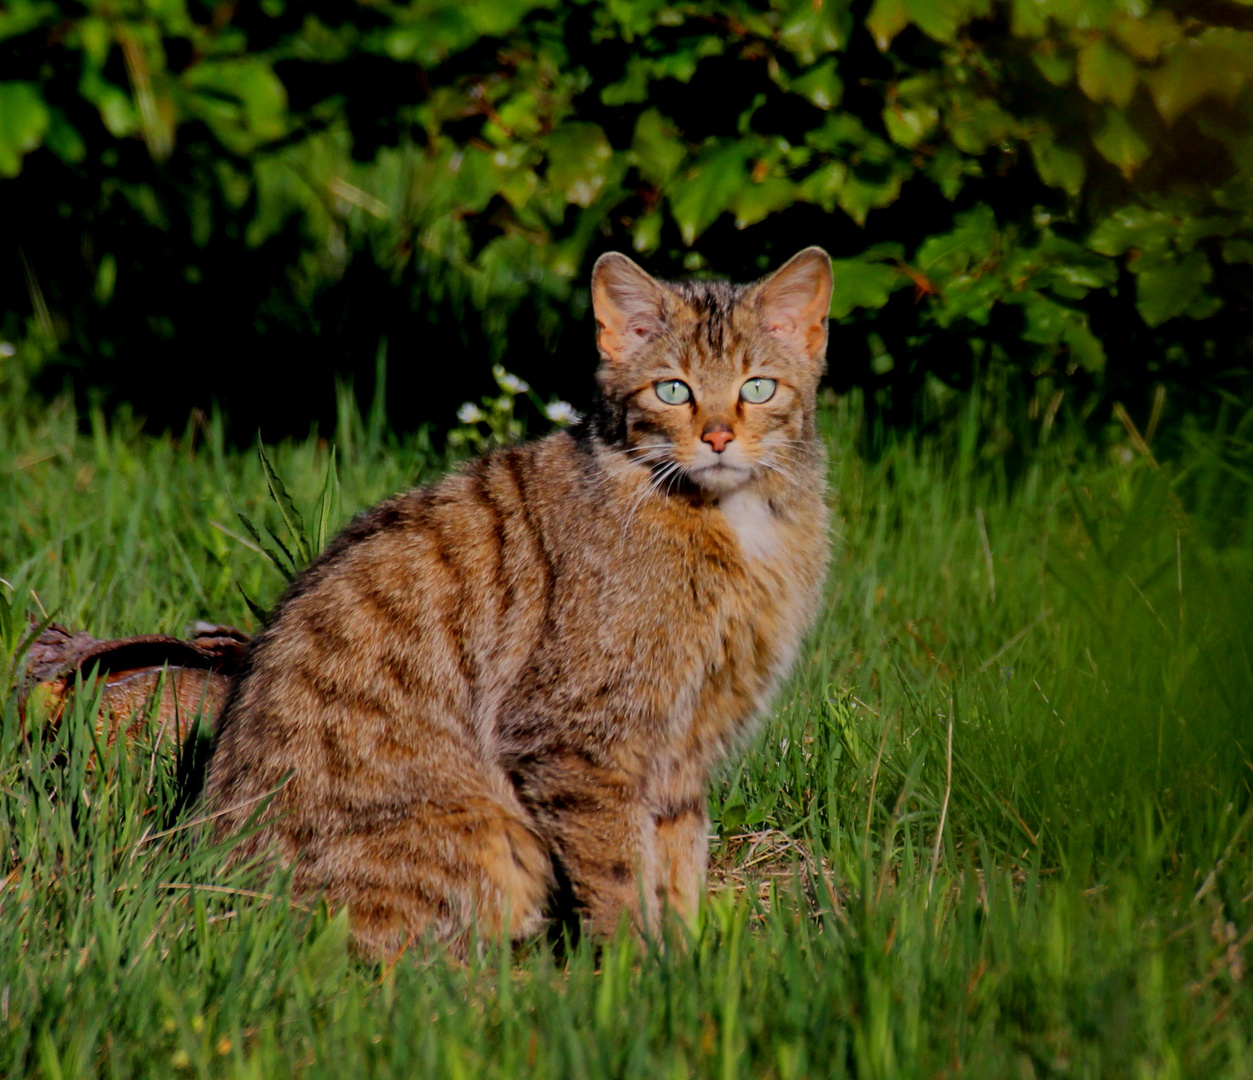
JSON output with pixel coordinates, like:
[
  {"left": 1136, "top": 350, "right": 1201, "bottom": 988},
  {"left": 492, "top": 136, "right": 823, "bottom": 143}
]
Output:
[{"left": 4, "top": 0, "right": 1253, "bottom": 443}]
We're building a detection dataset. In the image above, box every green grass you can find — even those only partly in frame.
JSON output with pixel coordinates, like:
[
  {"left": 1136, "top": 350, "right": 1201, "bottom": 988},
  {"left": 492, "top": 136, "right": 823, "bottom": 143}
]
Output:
[{"left": 2, "top": 387, "right": 1250, "bottom": 1078}]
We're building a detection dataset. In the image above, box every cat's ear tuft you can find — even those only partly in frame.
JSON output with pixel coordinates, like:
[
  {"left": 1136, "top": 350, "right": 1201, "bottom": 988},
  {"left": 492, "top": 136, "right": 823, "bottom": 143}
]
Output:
[
  {"left": 591, "top": 253, "right": 666, "bottom": 365},
  {"left": 756, "top": 247, "right": 833, "bottom": 363}
]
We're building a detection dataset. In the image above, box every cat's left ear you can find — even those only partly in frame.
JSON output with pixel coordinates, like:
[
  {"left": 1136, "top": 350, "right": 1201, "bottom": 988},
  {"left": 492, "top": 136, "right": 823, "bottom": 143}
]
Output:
[{"left": 755, "top": 247, "right": 833, "bottom": 364}]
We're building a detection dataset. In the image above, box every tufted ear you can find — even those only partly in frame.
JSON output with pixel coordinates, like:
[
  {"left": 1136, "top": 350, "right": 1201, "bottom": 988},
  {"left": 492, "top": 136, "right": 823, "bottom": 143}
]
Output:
[
  {"left": 591, "top": 252, "right": 667, "bottom": 365},
  {"left": 756, "top": 247, "right": 833, "bottom": 363}
]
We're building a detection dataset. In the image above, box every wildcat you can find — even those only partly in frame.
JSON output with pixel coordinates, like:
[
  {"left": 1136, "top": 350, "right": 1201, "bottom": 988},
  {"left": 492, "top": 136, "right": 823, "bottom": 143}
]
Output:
[{"left": 204, "top": 247, "right": 833, "bottom": 957}]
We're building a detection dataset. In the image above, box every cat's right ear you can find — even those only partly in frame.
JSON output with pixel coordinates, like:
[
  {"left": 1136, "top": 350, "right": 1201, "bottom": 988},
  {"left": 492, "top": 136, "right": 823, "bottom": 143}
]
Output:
[{"left": 591, "top": 253, "right": 666, "bottom": 365}]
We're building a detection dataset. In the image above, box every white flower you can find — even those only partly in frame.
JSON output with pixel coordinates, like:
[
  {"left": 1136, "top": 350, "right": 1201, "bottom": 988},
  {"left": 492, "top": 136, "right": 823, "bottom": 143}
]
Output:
[
  {"left": 544, "top": 400, "right": 581, "bottom": 426},
  {"left": 0, "top": 342, "right": 14, "bottom": 358},
  {"left": 492, "top": 365, "right": 529, "bottom": 395},
  {"left": 456, "top": 402, "right": 485, "bottom": 424}
]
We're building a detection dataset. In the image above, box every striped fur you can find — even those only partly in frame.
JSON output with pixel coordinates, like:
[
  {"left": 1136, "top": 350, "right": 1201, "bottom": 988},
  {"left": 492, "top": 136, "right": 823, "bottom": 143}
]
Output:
[{"left": 205, "top": 248, "right": 833, "bottom": 957}]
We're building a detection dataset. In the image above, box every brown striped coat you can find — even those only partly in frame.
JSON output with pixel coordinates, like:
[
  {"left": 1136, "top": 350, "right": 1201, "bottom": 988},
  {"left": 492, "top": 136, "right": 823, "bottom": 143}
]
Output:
[{"left": 205, "top": 248, "right": 833, "bottom": 957}]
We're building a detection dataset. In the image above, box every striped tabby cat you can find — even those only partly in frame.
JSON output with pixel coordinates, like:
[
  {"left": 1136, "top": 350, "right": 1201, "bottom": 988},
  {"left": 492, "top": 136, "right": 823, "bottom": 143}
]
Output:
[{"left": 205, "top": 247, "right": 833, "bottom": 956}]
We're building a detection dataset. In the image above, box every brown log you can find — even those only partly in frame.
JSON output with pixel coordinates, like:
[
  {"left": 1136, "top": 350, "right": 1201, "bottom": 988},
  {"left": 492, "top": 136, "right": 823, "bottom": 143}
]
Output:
[{"left": 20, "top": 621, "right": 250, "bottom": 749}]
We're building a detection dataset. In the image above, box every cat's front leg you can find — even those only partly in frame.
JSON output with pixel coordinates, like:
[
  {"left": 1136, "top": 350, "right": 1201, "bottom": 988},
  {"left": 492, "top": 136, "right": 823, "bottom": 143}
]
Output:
[
  {"left": 652, "top": 790, "right": 710, "bottom": 927},
  {"left": 512, "top": 751, "right": 661, "bottom": 938}
]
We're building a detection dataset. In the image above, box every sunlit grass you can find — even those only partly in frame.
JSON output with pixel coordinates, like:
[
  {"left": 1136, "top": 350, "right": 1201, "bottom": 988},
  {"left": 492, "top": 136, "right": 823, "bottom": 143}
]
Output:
[{"left": 1, "top": 387, "right": 1250, "bottom": 1078}]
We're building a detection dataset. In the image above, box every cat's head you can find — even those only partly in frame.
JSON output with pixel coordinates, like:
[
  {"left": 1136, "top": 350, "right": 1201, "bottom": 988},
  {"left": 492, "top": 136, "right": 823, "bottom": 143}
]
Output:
[{"left": 590, "top": 247, "right": 833, "bottom": 497}]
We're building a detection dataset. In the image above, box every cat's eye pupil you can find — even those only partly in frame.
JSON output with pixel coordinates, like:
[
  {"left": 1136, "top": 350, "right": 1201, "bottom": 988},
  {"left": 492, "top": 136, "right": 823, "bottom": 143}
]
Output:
[
  {"left": 740, "top": 377, "right": 777, "bottom": 404},
  {"left": 655, "top": 380, "right": 692, "bottom": 405}
]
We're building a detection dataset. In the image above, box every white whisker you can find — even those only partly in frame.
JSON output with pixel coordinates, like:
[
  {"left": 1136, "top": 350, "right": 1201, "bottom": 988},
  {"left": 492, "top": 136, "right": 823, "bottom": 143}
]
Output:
[
  {"left": 620, "top": 460, "right": 682, "bottom": 541},
  {"left": 648, "top": 461, "right": 683, "bottom": 495},
  {"left": 760, "top": 438, "right": 814, "bottom": 459},
  {"left": 606, "top": 443, "right": 675, "bottom": 469},
  {"left": 754, "top": 456, "right": 796, "bottom": 485},
  {"left": 661, "top": 464, "right": 687, "bottom": 498}
]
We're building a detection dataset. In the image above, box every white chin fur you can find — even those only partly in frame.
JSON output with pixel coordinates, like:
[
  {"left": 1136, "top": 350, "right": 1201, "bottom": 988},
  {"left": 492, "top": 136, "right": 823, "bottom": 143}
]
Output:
[
  {"left": 689, "top": 462, "right": 752, "bottom": 495},
  {"left": 718, "top": 488, "right": 779, "bottom": 559}
]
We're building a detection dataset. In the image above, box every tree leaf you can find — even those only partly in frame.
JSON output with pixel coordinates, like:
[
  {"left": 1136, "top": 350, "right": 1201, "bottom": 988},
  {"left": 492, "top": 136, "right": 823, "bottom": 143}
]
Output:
[
  {"left": 43, "top": 109, "right": 86, "bottom": 165},
  {"left": 732, "top": 177, "right": 796, "bottom": 229},
  {"left": 797, "top": 160, "right": 848, "bottom": 211},
  {"left": 828, "top": 258, "right": 904, "bottom": 318},
  {"left": 1112, "top": 11, "right": 1182, "bottom": 62},
  {"left": 1088, "top": 204, "right": 1174, "bottom": 257},
  {"left": 884, "top": 75, "right": 941, "bottom": 148},
  {"left": 1077, "top": 39, "right": 1137, "bottom": 108},
  {"left": 632, "top": 209, "right": 663, "bottom": 254},
  {"left": 1175, "top": 215, "right": 1239, "bottom": 251},
  {"left": 778, "top": 0, "right": 851, "bottom": 65},
  {"left": 668, "top": 141, "right": 751, "bottom": 245},
  {"left": 1017, "top": 292, "right": 1107, "bottom": 372},
  {"left": 948, "top": 94, "right": 1017, "bottom": 154},
  {"left": 1030, "top": 132, "right": 1085, "bottom": 197},
  {"left": 866, "top": 0, "right": 910, "bottom": 52},
  {"left": 1146, "top": 40, "right": 1247, "bottom": 126},
  {"left": 925, "top": 142, "right": 975, "bottom": 199},
  {"left": 0, "top": 82, "right": 49, "bottom": 177},
  {"left": 791, "top": 59, "right": 843, "bottom": 111},
  {"left": 931, "top": 274, "right": 1002, "bottom": 327},
  {"left": 839, "top": 166, "right": 904, "bottom": 225},
  {"left": 1011, "top": 0, "right": 1049, "bottom": 36},
  {"left": 184, "top": 58, "right": 288, "bottom": 154},
  {"left": 1031, "top": 237, "right": 1118, "bottom": 296},
  {"left": 905, "top": 0, "right": 974, "bottom": 45},
  {"left": 917, "top": 206, "right": 997, "bottom": 275},
  {"left": 1182, "top": 290, "right": 1222, "bottom": 320},
  {"left": 492, "top": 146, "right": 540, "bottom": 211},
  {"left": 1221, "top": 238, "right": 1253, "bottom": 264},
  {"left": 1030, "top": 43, "right": 1075, "bottom": 87},
  {"left": 1092, "top": 109, "right": 1150, "bottom": 178},
  {"left": 546, "top": 122, "right": 613, "bottom": 208},
  {"left": 630, "top": 109, "right": 685, "bottom": 188},
  {"left": 1134, "top": 250, "right": 1213, "bottom": 327}
]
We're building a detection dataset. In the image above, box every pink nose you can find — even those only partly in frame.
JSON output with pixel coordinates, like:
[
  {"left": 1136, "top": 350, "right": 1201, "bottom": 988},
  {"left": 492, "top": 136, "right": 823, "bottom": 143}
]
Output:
[{"left": 702, "top": 424, "right": 734, "bottom": 453}]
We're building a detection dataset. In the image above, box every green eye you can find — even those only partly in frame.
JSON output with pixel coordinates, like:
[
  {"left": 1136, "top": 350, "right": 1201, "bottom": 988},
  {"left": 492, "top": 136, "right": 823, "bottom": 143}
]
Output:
[
  {"left": 740, "top": 377, "right": 777, "bottom": 404},
  {"left": 655, "top": 379, "right": 692, "bottom": 405}
]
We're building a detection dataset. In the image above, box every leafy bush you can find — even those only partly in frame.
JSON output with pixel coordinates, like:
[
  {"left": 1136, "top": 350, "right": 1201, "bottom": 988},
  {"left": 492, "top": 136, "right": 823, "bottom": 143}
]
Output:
[{"left": 3, "top": 0, "right": 1253, "bottom": 445}]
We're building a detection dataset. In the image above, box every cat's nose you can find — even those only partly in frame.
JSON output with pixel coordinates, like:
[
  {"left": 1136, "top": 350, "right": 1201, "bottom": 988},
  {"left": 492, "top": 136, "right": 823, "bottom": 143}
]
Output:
[{"left": 702, "top": 423, "right": 734, "bottom": 453}]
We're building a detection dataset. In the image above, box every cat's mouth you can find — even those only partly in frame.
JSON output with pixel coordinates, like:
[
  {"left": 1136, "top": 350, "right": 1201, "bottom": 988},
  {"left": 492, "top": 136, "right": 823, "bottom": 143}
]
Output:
[{"left": 687, "top": 459, "right": 753, "bottom": 494}]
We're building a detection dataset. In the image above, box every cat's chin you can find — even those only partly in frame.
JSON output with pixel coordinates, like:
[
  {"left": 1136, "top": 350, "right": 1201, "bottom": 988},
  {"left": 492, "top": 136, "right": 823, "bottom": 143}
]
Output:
[{"left": 688, "top": 461, "right": 753, "bottom": 496}]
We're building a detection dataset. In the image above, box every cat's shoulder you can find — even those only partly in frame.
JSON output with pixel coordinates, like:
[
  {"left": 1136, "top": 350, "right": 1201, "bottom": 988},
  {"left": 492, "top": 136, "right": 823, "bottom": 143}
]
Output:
[{"left": 461, "top": 430, "right": 615, "bottom": 506}]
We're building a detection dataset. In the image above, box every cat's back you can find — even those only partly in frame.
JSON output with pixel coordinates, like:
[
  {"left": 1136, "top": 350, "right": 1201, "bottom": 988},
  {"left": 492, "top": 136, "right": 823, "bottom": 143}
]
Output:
[
  {"left": 208, "top": 425, "right": 824, "bottom": 803},
  {"left": 205, "top": 434, "right": 679, "bottom": 797},
  {"left": 207, "top": 432, "right": 589, "bottom": 781}
]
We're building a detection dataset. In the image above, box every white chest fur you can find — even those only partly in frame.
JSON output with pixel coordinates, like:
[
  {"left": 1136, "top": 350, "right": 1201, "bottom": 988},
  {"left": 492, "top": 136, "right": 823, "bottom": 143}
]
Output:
[{"left": 718, "top": 490, "right": 780, "bottom": 561}]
